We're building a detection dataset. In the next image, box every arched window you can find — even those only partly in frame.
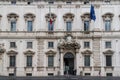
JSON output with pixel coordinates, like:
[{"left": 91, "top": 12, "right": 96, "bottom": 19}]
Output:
[
  {"left": 24, "top": 13, "right": 35, "bottom": 32},
  {"left": 63, "top": 13, "right": 74, "bottom": 31},
  {"left": 45, "top": 13, "right": 56, "bottom": 31},
  {"left": 7, "top": 13, "right": 19, "bottom": 32},
  {"left": 81, "top": 13, "right": 90, "bottom": 32},
  {"left": 102, "top": 13, "right": 114, "bottom": 31}
]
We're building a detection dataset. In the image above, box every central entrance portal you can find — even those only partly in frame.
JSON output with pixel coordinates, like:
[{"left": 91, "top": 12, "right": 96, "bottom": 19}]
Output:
[{"left": 64, "top": 52, "right": 74, "bottom": 75}]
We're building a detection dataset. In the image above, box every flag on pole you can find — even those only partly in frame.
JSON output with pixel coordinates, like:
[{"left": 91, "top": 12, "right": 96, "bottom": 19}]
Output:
[{"left": 90, "top": 5, "right": 96, "bottom": 21}]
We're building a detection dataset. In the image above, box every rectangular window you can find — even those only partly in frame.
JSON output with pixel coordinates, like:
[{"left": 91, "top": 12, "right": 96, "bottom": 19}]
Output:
[
  {"left": 66, "top": 1, "right": 72, "bottom": 4},
  {"left": 84, "top": 21, "right": 89, "bottom": 31},
  {"left": 9, "top": 73, "right": 14, "bottom": 76},
  {"left": 105, "top": 20, "right": 111, "bottom": 31},
  {"left": 48, "top": 73, "right": 54, "bottom": 76},
  {"left": 27, "top": 42, "right": 32, "bottom": 48},
  {"left": 48, "top": 21, "right": 54, "bottom": 31},
  {"left": 26, "top": 73, "right": 32, "bottom": 76},
  {"left": 10, "top": 56, "right": 16, "bottom": 67},
  {"left": 48, "top": 1, "right": 54, "bottom": 4},
  {"left": 66, "top": 21, "right": 72, "bottom": 31},
  {"left": 11, "top": 0, "right": 16, "bottom": 4},
  {"left": 11, "top": 21, "right": 16, "bottom": 31},
  {"left": 106, "top": 55, "right": 112, "bottom": 66},
  {"left": 105, "top": 41, "right": 111, "bottom": 48},
  {"left": 84, "top": 42, "right": 90, "bottom": 48},
  {"left": 85, "top": 73, "right": 91, "bottom": 76},
  {"left": 48, "top": 42, "right": 54, "bottom": 48},
  {"left": 10, "top": 42, "right": 16, "bottom": 48},
  {"left": 48, "top": 55, "right": 54, "bottom": 67},
  {"left": 27, "top": 56, "right": 32, "bottom": 67},
  {"left": 27, "top": 21, "right": 33, "bottom": 31},
  {"left": 106, "top": 73, "right": 112, "bottom": 76},
  {"left": 84, "top": 55, "right": 90, "bottom": 66}
]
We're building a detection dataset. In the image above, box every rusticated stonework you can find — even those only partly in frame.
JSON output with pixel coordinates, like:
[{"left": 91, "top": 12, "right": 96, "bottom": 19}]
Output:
[{"left": 37, "top": 39, "right": 44, "bottom": 71}]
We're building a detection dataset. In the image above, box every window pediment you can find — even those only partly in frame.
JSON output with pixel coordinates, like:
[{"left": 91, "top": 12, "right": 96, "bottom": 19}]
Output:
[
  {"left": 24, "top": 13, "right": 36, "bottom": 21},
  {"left": 63, "top": 13, "right": 74, "bottom": 21},
  {"left": 102, "top": 13, "right": 114, "bottom": 21},
  {"left": 81, "top": 49, "right": 92, "bottom": 55},
  {"left": 45, "top": 50, "right": 56, "bottom": 55},
  {"left": 7, "top": 13, "right": 19, "bottom": 21},
  {"left": 45, "top": 13, "right": 57, "bottom": 22},
  {"left": 7, "top": 50, "right": 18, "bottom": 55},
  {"left": 81, "top": 13, "right": 90, "bottom": 21},
  {"left": 24, "top": 50, "right": 35, "bottom": 56},
  {"left": 103, "top": 50, "right": 114, "bottom": 55}
]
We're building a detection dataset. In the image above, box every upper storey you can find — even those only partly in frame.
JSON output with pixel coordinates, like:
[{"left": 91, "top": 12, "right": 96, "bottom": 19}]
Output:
[{"left": 0, "top": 0, "right": 120, "bottom": 5}]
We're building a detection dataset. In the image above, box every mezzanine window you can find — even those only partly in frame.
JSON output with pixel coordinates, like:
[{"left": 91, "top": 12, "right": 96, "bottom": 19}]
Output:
[
  {"left": 10, "top": 42, "right": 16, "bottom": 48},
  {"left": 27, "top": 42, "right": 33, "bottom": 49},
  {"left": 105, "top": 41, "right": 111, "bottom": 48}
]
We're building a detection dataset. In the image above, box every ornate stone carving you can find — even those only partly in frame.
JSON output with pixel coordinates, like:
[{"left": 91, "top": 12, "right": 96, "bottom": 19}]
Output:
[
  {"left": 0, "top": 43, "right": 6, "bottom": 54},
  {"left": 63, "top": 13, "right": 74, "bottom": 21},
  {"left": 58, "top": 34, "right": 80, "bottom": 51},
  {"left": 81, "top": 13, "right": 90, "bottom": 21},
  {"left": 45, "top": 50, "right": 56, "bottom": 55},
  {"left": 24, "top": 13, "right": 36, "bottom": 21},
  {"left": 81, "top": 49, "right": 92, "bottom": 55},
  {"left": 7, "top": 50, "right": 18, "bottom": 55},
  {"left": 24, "top": 50, "right": 35, "bottom": 56},
  {"left": 7, "top": 13, "right": 19, "bottom": 21},
  {"left": 102, "top": 13, "right": 114, "bottom": 21},
  {"left": 103, "top": 50, "right": 114, "bottom": 55},
  {"left": 45, "top": 13, "right": 57, "bottom": 22}
]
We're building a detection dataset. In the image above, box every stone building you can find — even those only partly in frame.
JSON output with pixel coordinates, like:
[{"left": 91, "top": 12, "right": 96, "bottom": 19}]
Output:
[{"left": 0, "top": 0, "right": 120, "bottom": 77}]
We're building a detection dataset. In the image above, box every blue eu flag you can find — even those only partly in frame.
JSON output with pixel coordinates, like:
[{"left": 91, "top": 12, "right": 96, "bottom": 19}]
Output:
[{"left": 90, "top": 5, "right": 96, "bottom": 21}]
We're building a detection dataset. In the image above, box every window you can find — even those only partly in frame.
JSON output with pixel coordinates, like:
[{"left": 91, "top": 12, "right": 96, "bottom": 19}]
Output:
[
  {"left": 66, "top": 1, "right": 71, "bottom": 4},
  {"left": 84, "top": 42, "right": 90, "bottom": 48},
  {"left": 27, "top": 21, "right": 33, "bottom": 31},
  {"left": 10, "top": 42, "right": 16, "bottom": 48},
  {"left": 10, "top": 56, "right": 16, "bottom": 67},
  {"left": 27, "top": 42, "right": 32, "bottom": 48},
  {"left": 85, "top": 73, "right": 91, "bottom": 76},
  {"left": 27, "top": 56, "right": 32, "bottom": 67},
  {"left": 84, "top": 21, "right": 89, "bottom": 31},
  {"left": 48, "top": 1, "right": 54, "bottom": 4},
  {"left": 66, "top": 21, "right": 72, "bottom": 31},
  {"left": 48, "top": 55, "right": 54, "bottom": 67},
  {"left": 48, "top": 42, "right": 54, "bottom": 48},
  {"left": 84, "top": 55, "right": 90, "bottom": 66},
  {"left": 106, "top": 73, "right": 112, "bottom": 76},
  {"left": 105, "top": 41, "right": 111, "bottom": 48},
  {"left": 11, "top": 0, "right": 16, "bottom": 5},
  {"left": 26, "top": 73, "right": 32, "bottom": 76},
  {"left": 9, "top": 73, "right": 14, "bottom": 76},
  {"left": 106, "top": 55, "right": 112, "bottom": 66},
  {"left": 11, "top": 21, "right": 16, "bottom": 31},
  {"left": 48, "top": 73, "right": 54, "bottom": 76},
  {"left": 48, "top": 21, "right": 54, "bottom": 31},
  {"left": 105, "top": 20, "right": 111, "bottom": 31},
  {"left": 84, "top": 0, "right": 89, "bottom": 4}
]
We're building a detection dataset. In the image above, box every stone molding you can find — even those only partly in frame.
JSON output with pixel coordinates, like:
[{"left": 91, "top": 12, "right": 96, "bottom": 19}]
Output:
[
  {"left": 81, "top": 49, "right": 92, "bottom": 55},
  {"left": 81, "top": 13, "right": 90, "bottom": 21},
  {"left": 7, "top": 50, "right": 18, "bottom": 55},
  {"left": 45, "top": 13, "right": 57, "bottom": 22},
  {"left": 24, "top": 13, "right": 36, "bottom": 21},
  {"left": 7, "top": 13, "right": 19, "bottom": 21},
  {"left": 24, "top": 50, "right": 35, "bottom": 56},
  {"left": 102, "top": 13, "right": 114, "bottom": 21},
  {"left": 103, "top": 49, "right": 114, "bottom": 55},
  {"left": 45, "top": 50, "right": 56, "bottom": 56},
  {"left": 63, "top": 13, "right": 74, "bottom": 21}
]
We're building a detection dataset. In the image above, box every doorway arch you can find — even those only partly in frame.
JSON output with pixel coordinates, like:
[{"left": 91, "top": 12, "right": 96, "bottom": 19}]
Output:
[{"left": 64, "top": 52, "right": 75, "bottom": 75}]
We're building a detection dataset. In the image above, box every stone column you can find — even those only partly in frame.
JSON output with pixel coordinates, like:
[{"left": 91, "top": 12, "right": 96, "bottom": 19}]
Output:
[
  {"left": 60, "top": 49, "right": 64, "bottom": 75},
  {"left": 76, "top": 49, "right": 80, "bottom": 75}
]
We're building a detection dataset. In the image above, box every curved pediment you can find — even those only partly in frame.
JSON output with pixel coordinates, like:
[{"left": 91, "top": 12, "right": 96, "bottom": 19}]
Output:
[
  {"left": 103, "top": 50, "right": 114, "bottom": 55},
  {"left": 45, "top": 50, "right": 56, "bottom": 55},
  {"left": 24, "top": 50, "right": 35, "bottom": 56},
  {"left": 81, "top": 50, "right": 92, "bottom": 55},
  {"left": 7, "top": 50, "right": 18, "bottom": 55}
]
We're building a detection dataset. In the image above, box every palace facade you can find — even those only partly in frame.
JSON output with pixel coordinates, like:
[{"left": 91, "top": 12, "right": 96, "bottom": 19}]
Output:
[{"left": 0, "top": 0, "right": 120, "bottom": 77}]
